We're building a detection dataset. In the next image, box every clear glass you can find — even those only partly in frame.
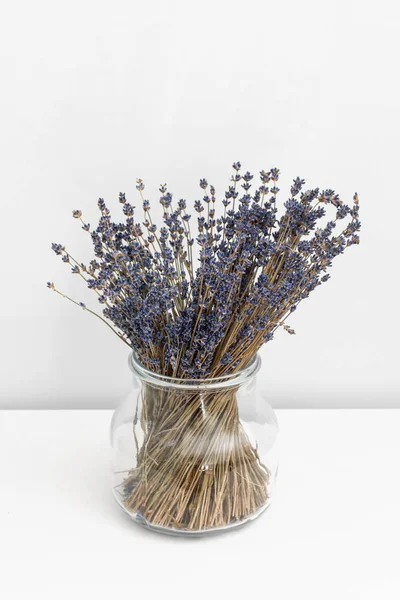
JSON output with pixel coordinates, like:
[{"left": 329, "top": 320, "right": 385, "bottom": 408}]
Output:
[{"left": 110, "top": 352, "right": 279, "bottom": 536}]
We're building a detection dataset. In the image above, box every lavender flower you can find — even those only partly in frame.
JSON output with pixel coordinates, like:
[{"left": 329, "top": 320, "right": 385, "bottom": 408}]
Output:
[{"left": 49, "top": 164, "right": 360, "bottom": 378}]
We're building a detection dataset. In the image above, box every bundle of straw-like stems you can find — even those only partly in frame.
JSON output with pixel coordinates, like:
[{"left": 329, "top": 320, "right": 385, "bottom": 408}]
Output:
[{"left": 120, "top": 383, "right": 270, "bottom": 531}]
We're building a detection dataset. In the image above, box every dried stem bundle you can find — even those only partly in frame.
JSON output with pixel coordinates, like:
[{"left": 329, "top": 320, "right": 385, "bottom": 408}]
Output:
[{"left": 122, "top": 383, "right": 269, "bottom": 531}]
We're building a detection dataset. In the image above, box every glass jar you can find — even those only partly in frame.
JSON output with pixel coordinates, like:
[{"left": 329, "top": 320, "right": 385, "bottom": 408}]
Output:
[{"left": 110, "top": 352, "right": 279, "bottom": 536}]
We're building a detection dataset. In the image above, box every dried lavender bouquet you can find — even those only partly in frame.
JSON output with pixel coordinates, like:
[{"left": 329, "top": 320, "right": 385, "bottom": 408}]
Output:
[{"left": 49, "top": 163, "right": 360, "bottom": 530}]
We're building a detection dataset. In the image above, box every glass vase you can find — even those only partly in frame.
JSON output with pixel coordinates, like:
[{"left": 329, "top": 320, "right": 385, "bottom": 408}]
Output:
[{"left": 110, "top": 352, "right": 279, "bottom": 536}]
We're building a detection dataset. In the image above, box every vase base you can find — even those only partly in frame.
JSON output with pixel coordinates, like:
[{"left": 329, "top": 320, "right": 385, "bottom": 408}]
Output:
[{"left": 112, "top": 488, "right": 272, "bottom": 537}]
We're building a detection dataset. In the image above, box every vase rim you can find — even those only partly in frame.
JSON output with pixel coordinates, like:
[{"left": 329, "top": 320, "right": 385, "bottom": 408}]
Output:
[{"left": 128, "top": 352, "right": 261, "bottom": 390}]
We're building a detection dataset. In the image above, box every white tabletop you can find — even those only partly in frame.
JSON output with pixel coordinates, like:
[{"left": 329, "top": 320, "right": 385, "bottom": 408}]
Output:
[{"left": 1, "top": 409, "right": 399, "bottom": 599}]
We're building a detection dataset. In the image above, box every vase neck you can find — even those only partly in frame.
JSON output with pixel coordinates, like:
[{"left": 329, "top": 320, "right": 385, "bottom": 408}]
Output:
[{"left": 129, "top": 352, "right": 261, "bottom": 391}]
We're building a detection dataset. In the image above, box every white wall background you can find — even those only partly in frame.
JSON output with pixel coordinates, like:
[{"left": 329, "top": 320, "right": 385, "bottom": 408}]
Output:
[{"left": 1, "top": 0, "right": 399, "bottom": 408}]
